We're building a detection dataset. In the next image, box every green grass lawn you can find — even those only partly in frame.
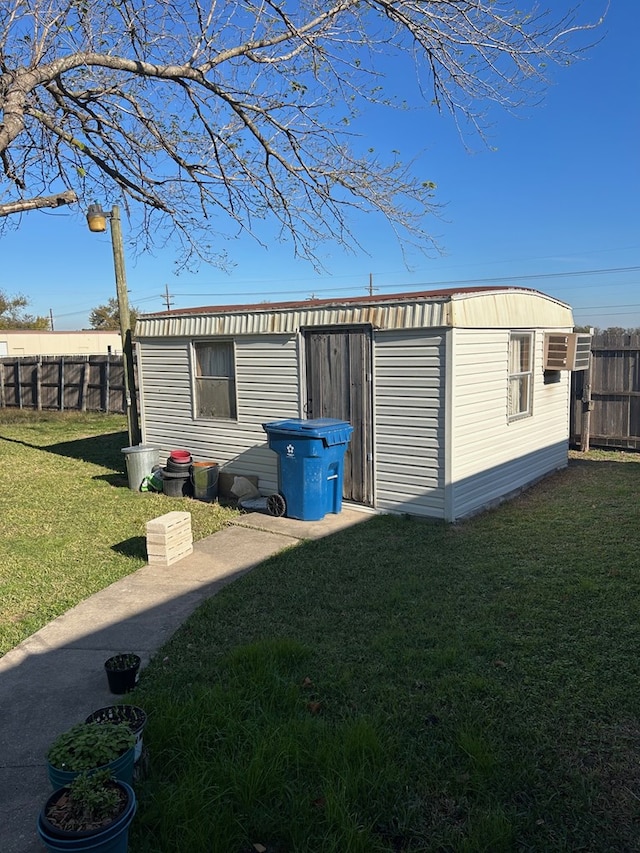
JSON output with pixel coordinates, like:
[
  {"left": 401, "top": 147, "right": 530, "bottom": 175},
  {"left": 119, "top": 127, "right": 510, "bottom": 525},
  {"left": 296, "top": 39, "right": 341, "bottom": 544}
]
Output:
[
  {"left": 0, "top": 410, "right": 237, "bottom": 655},
  {"left": 130, "top": 449, "right": 640, "bottom": 852},
  {"left": 2, "top": 412, "right": 639, "bottom": 851}
]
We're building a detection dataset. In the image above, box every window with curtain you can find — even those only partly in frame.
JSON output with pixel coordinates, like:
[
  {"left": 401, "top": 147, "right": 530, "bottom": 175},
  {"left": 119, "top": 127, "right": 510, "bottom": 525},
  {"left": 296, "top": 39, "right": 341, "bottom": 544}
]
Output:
[
  {"left": 193, "top": 341, "right": 237, "bottom": 419},
  {"left": 508, "top": 332, "right": 533, "bottom": 420}
]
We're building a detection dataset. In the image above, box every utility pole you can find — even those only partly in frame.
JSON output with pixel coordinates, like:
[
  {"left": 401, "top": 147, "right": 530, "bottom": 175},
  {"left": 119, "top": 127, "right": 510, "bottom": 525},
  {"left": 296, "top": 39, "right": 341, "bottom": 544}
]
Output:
[
  {"left": 49, "top": 309, "right": 54, "bottom": 331},
  {"left": 368, "top": 273, "right": 378, "bottom": 297},
  {"left": 86, "top": 202, "right": 141, "bottom": 446},
  {"left": 163, "top": 284, "right": 173, "bottom": 310},
  {"left": 109, "top": 206, "right": 141, "bottom": 447}
]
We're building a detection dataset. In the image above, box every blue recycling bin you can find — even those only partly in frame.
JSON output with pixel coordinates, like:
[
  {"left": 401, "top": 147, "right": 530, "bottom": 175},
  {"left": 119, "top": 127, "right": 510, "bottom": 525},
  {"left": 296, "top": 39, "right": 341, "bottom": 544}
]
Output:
[{"left": 263, "top": 418, "right": 354, "bottom": 521}]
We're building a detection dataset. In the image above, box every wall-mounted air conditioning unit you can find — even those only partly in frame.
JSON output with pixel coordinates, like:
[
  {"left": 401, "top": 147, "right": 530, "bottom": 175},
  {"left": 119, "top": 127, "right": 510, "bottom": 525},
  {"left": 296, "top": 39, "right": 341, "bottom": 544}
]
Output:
[{"left": 543, "top": 333, "right": 592, "bottom": 371}]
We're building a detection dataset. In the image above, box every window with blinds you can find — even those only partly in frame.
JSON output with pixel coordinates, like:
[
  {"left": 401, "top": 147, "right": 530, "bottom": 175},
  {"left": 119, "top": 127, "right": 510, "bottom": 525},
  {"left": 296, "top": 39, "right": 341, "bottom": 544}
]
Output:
[
  {"left": 193, "top": 341, "right": 237, "bottom": 419},
  {"left": 508, "top": 332, "right": 534, "bottom": 420}
]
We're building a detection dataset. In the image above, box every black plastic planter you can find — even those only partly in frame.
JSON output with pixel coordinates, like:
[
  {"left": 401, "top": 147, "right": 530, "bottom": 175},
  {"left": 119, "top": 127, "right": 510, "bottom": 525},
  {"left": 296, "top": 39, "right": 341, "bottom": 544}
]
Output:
[
  {"left": 161, "top": 468, "right": 193, "bottom": 497},
  {"left": 165, "top": 457, "right": 192, "bottom": 474},
  {"left": 104, "top": 654, "right": 141, "bottom": 695}
]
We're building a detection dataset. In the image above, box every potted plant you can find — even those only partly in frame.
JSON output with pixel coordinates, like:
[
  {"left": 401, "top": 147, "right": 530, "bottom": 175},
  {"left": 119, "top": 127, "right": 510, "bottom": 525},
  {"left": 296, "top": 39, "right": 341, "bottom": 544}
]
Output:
[
  {"left": 104, "top": 653, "right": 141, "bottom": 694},
  {"left": 37, "top": 768, "right": 136, "bottom": 852},
  {"left": 85, "top": 705, "right": 147, "bottom": 763},
  {"left": 47, "top": 721, "right": 136, "bottom": 790}
]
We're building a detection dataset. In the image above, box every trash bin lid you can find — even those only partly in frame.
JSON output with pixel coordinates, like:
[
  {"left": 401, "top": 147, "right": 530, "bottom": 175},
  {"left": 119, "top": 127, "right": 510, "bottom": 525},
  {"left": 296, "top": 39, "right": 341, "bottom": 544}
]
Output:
[{"left": 262, "top": 418, "right": 353, "bottom": 445}]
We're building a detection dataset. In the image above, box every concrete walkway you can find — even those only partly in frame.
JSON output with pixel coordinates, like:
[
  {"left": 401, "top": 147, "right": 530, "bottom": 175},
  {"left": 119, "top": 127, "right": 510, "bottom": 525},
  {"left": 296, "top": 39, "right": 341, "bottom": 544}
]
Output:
[{"left": 0, "top": 508, "right": 370, "bottom": 852}]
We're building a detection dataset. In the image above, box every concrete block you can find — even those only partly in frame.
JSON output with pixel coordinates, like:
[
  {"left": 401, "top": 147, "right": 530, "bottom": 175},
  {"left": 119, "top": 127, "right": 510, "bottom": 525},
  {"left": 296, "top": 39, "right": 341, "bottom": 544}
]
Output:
[
  {"left": 146, "top": 511, "right": 191, "bottom": 535},
  {"left": 146, "top": 525, "right": 190, "bottom": 545},
  {"left": 146, "top": 511, "right": 193, "bottom": 565},
  {"left": 147, "top": 544, "right": 194, "bottom": 566},
  {"left": 146, "top": 539, "right": 190, "bottom": 558},
  {"left": 146, "top": 525, "right": 191, "bottom": 546}
]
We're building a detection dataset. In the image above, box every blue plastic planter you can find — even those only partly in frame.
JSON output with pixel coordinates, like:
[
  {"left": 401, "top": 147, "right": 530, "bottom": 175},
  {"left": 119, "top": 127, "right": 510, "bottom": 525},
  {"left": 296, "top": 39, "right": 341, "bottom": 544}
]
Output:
[
  {"left": 37, "top": 781, "right": 136, "bottom": 852},
  {"left": 47, "top": 746, "right": 135, "bottom": 791}
]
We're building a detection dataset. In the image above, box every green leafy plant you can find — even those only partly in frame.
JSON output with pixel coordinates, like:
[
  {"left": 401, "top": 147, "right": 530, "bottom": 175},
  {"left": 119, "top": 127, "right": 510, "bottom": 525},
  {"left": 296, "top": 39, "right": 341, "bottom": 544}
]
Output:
[
  {"left": 47, "top": 722, "right": 135, "bottom": 772},
  {"left": 44, "top": 770, "right": 125, "bottom": 833}
]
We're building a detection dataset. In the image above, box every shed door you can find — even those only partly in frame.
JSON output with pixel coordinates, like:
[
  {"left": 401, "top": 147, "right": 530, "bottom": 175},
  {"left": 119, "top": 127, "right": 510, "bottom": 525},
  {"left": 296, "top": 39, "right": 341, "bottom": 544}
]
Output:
[{"left": 304, "top": 326, "right": 374, "bottom": 506}]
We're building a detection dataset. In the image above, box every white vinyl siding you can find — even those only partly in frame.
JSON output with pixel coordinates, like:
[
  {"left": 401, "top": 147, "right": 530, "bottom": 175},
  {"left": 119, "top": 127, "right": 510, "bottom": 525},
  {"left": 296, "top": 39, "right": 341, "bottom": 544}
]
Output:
[
  {"left": 374, "top": 331, "right": 445, "bottom": 518},
  {"left": 450, "top": 329, "right": 570, "bottom": 520},
  {"left": 138, "top": 335, "right": 299, "bottom": 490}
]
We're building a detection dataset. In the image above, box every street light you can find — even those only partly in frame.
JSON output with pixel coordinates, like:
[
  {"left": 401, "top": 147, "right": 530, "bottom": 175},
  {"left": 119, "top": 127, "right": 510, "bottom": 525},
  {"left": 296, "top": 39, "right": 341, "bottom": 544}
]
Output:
[{"left": 86, "top": 203, "right": 141, "bottom": 447}]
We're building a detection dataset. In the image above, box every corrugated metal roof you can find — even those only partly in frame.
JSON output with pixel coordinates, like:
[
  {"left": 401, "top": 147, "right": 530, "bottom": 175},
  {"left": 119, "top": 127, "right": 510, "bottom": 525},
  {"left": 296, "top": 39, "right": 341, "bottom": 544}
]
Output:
[
  {"left": 449, "top": 290, "right": 573, "bottom": 328},
  {"left": 135, "top": 286, "right": 573, "bottom": 338}
]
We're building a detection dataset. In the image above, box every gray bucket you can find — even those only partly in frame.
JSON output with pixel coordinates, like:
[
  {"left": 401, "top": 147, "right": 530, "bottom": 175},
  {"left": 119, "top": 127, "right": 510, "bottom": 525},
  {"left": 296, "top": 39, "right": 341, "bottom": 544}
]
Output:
[
  {"left": 191, "top": 462, "right": 220, "bottom": 502},
  {"left": 122, "top": 445, "right": 160, "bottom": 491}
]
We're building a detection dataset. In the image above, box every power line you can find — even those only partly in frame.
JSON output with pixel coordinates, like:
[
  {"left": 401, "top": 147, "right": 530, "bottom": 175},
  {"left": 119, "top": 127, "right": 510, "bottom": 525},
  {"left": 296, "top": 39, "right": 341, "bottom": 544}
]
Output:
[
  {"left": 129, "top": 279, "right": 639, "bottom": 306},
  {"left": 49, "top": 265, "right": 640, "bottom": 318},
  {"left": 143, "top": 268, "right": 639, "bottom": 303},
  {"left": 577, "top": 304, "right": 640, "bottom": 311},
  {"left": 151, "top": 266, "right": 640, "bottom": 296},
  {"left": 575, "top": 311, "right": 640, "bottom": 319}
]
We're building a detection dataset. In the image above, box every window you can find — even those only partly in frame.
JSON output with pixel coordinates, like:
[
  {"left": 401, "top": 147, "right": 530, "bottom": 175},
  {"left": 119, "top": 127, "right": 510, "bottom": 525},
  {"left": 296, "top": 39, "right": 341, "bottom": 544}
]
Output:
[
  {"left": 508, "top": 332, "right": 533, "bottom": 419},
  {"left": 193, "top": 341, "right": 237, "bottom": 419}
]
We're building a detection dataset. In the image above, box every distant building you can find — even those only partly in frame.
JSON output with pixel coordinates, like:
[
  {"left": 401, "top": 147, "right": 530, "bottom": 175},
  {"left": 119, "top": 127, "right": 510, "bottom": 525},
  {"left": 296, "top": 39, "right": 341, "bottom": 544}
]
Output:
[{"left": 0, "top": 330, "right": 122, "bottom": 357}]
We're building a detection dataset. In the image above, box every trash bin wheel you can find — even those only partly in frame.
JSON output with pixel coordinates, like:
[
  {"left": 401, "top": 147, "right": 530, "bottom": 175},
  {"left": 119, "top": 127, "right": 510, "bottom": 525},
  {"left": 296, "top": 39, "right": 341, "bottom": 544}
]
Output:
[{"left": 266, "top": 493, "right": 286, "bottom": 517}]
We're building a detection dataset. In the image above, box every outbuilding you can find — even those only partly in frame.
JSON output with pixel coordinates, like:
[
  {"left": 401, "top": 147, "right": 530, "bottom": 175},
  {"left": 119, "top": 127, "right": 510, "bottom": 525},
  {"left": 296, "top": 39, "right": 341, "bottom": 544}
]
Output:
[
  {"left": 135, "top": 286, "right": 588, "bottom": 521},
  {"left": 0, "top": 329, "right": 122, "bottom": 357}
]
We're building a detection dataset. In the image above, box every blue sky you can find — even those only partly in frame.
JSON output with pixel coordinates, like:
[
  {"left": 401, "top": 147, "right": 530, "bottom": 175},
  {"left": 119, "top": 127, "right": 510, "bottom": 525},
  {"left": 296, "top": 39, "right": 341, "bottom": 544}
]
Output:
[{"left": 1, "top": 0, "right": 638, "bottom": 331}]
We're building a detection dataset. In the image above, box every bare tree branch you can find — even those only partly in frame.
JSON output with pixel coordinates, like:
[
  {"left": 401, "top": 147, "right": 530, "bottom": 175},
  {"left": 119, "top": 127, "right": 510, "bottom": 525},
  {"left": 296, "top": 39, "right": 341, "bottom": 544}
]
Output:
[
  {"left": 0, "top": 0, "right": 605, "bottom": 268},
  {"left": 0, "top": 188, "right": 76, "bottom": 217}
]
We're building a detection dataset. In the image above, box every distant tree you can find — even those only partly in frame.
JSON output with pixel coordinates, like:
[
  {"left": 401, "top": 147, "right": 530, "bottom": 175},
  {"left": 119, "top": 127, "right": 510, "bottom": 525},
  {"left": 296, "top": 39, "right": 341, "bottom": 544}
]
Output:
[
  {"left": 0, "top": 0, "right": 604, "bottom": 269},
  {"left": 0, "top": 288, "right": 49, "bottom": 329},
  {"left": 89, "top": 298, "right": 138, "bottom": 331},
  {"left": 588, "top": 326, "right": 640, "bottom": 337}
]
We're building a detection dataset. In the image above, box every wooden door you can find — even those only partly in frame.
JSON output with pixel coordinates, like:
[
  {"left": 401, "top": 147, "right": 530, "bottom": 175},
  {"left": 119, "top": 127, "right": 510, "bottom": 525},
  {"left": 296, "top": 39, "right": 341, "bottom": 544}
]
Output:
[{"left": 304, "top": 326, "right": 374, "bottom": 505}]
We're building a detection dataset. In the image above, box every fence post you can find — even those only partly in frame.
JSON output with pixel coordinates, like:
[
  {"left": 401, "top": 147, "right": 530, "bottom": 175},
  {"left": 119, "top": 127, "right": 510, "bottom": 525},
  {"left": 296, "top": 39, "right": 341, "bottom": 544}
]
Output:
[
  {"left": 15, "top": 361, "right": 22, "bottom": 409},
  {"left": 105, "top": 357, "right": 111, "bottom": 414},
  {"left": 81, "top": 358, "right": 89, "bottom": 412},
  {"left": 36, "top": 358, "right": 42, "bottom": 411},
  {"left": 580, "top": 350, "right": 592, "bottom": 452},
  {"left": 59, "top": 356, "right": 65, "bottom": 411}
]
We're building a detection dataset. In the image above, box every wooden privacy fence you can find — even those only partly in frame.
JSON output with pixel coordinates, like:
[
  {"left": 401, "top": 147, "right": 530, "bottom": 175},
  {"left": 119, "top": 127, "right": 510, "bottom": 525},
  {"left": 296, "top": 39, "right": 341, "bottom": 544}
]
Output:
[
  {"left": 571, "top": 332, "right": 640, "bottom": 450},
  {"left": 0, "top": 354, "right": 135, "bottom": 414}
]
